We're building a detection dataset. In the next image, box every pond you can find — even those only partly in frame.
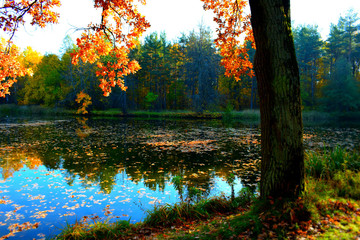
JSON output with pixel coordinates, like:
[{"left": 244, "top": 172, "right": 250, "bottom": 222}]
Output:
[{"left": 0, "top": 117, "right": 359, "bottom": 239}]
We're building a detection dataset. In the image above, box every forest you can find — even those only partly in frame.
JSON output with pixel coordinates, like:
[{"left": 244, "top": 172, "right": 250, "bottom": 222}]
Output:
[
  {"left": 1, "top": 10, "right": 359, "bottom": 114},
  {"left": 1, "top": 0, "right": 360, "bottom": 239}
]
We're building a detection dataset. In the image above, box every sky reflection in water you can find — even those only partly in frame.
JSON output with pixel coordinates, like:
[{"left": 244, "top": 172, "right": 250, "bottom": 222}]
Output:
[
  {"left": 1, "top": 117, "right": 359, "bottom": 239},
  {"left": 0, "top": 118, "right": 261, "bottom": 239}
]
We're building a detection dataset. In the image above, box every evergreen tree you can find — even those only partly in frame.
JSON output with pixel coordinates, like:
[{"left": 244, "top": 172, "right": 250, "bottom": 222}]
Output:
[
  {"left": 293, "top": 25, "right": 324, "bottom": 108},
  {"left": 183, "top": 26, "right": 221, "bottom": 112},
  {"left": 327, "top": 9, "right": 360, "bottom": 75},
  {"left": 322, "top": 57, "right": 360, "bottom": 112}
]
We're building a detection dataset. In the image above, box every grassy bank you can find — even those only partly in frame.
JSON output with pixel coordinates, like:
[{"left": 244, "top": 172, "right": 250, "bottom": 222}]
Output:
[
  {"left": 0, "top": 104, "right": 72, "bottom": 117},
  {"left": 91, "top": 109, "right": 225, "bottom": 120},
  {"left": 1, "top": 104, "right": 360, "bottom": 123},
  {"left": 90, "top": 109, "right": 261, "bottom": 121},
  {"left": 54, "top": 194, "right": 254, "bottom": 240},
  {"left": 52, "top": 147, "right": 360, "bottom": 239}
]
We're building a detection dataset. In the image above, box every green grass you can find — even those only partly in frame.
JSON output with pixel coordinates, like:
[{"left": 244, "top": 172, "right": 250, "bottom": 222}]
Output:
[
  {"left": 129, "top": 110, "right": 223, "bottom": 119},
  {"left": 88, "top": 109, "right": 360, "bottom": 123},
  {"left": 227, "top": 109, "right": 260, "bottom": 121},
  {"left": 51, "top": 147, "right": 360, "bottom": 239},
  {"left": 3, "top": 104, "right": 358, "bottom": 124},
  {"left": 143, "top": 192, "right": 254, "bottom": 228},
  {"left": 79, "top": 109, "right": 224, "bottom": 119},
  {"left": 162, "top": 148, "right": 360, "bottom": 239},
  {"left": 302, "top": 110, "right": 333, "bottom": 122},
  {"left": 91, "top": 108, "right": 123, "bottom": 116},
  {"left": 300, "top": 149, "right": 360, "bottom": 239},
  {"left": 332, "top": 170, "right": 360, "bottom": 199},
  {"left": 315, "top": 214, "right": 360, "bottom": 239},
  {"left": 0, "top": 104, "right": 71, "bottom": 116},
  {"left": 52, "top": 191, "right": 255, "bottom": 240},
  {"left": 55, "top": 219, "right": 134, "bottom": 240},
  {"left": 90, "top": 109, "right": 229, "bottom": 120},
  {"left": 74, "top": 107, "right": 260, "bottom": 120},
  {"left": 305, "top": 146, "right": 360, "bottom": 179}
]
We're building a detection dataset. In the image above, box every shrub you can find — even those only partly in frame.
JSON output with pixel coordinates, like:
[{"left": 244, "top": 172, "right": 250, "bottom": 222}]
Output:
[{"left": 305, "top": 147, "right": 360, "bottom": 179}]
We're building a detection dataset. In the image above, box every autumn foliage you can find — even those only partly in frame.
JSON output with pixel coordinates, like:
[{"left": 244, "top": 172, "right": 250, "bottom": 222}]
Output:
[
  {"left": 75, "top": 91, "right": 92, "bottom": 114},
  {"left": 0, "top": 0, "right": 253, "bottom": 97},
  {"left": 0, "top": 0, "right": 60, "bottom": 38},
  {"left": 201, "top": 0, "right": 254, "bottom": 81},
  {"left": 0, "top": 40, "right": 27, "bottom": 97},
  {"left": 0, "top": 0, "right": 60, "bottom": 97},
  {"left": 70, "top": 0, "right": 150, "bottom": 96}
]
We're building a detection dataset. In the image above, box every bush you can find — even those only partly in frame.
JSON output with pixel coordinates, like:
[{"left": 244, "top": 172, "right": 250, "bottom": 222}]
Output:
[
  {"left": 143, "top": 195, "right": 249, "bottom": 228},
  {"left": 333, "top": 170, "right": 360, "bottom": 199},
  {"left": 305, "top": 147, "right": 360, "bottom": 179}
]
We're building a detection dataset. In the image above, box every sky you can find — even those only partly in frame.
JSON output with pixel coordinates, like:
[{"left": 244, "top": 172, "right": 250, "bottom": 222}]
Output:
[{"left": 5, "top": 0, "right": 360, "bottom": 55}]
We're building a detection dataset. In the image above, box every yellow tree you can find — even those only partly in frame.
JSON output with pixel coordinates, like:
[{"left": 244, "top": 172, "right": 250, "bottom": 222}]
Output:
[
  {"left": 0, "top": 38, "right": 28, "bottom": 97},
  {"left": 19, "top": 46, "right": 43, "bottom": 69},
  {"left": 14, "top": 46, "right": 43, "bottom": 102},
  {"left": 0, "top": 0, "right": 60, "bottom": 97}
]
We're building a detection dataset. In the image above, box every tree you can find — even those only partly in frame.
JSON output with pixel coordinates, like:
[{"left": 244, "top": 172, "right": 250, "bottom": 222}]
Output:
[
  {"left": 123, "top": 32, "right": 171, "bottom": 111},
  {"left": 0, "top": 0, "right": 60, "bottom": 98},
  {"left": 183, "top": 26, "right": 221, "bottom": 112},
  {"left": 248, "top": 0, "right": 304, "bottom": 198},
  {"left": 76, "top": 91, "right": 92, "bottom": 114},
  {"left": 1, "top": 46, "right": 42, "bottom": 103},
  {"left": 323, "top": 10, "right": 360, "bottom": 112},
  {"left": 20, "top": 54, "right": 68, "bottom": 106},
  {"left": 166, "top": 42, "right": 186, "bottom": 110},
  {"left": 202, "top": 0, "right": 304, "bottom": 198},
  {"left": 140, "top": 32, "right": 170, "bottom": 110},
  {"left": 1, "top": 0, "right": 150, "bottom": 97},
  {"left": 293, "top": 25, "right": 324, "bottom": 108},
  {"left": 201, "top": 0, "right": 254, "bottom": 82},
  {"left": 1, "top": 0, "right": 305, "bottom": 199},
  {"left": 322, "top": 57, "right": 360, "bottom": 112},
  {"left": 144, "top": 91, "right": 158, "bottom": 110},
  {"left": 327, "top": 10, "right": 360, "bottom": 76},
  {"left": 0, "top": 39, "right": 27, "bottom": 98},
  {"left": 218, "top": 40, "right": 257, "bottom": 110},
  {"left": 60, "top": 38, "right": 110, "bottom": 110}
]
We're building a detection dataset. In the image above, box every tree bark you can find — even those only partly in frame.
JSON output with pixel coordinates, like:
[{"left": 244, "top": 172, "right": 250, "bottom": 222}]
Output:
[{"left": 248, "top": 0, "right": 304, "bottom": 198}]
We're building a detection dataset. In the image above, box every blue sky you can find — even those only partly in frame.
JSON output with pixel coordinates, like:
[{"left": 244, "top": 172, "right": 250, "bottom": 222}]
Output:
[{"left": 8, "top": 0, "right": 360, "bottom": 55}]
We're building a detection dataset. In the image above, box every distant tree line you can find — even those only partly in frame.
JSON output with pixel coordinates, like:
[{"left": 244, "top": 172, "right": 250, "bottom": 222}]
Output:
[
  {"left": 1, "top": 10, "right": 359, "bottom": 113},
  {"left": 293, "top": 9, "right": 360, "bottom": 112}
]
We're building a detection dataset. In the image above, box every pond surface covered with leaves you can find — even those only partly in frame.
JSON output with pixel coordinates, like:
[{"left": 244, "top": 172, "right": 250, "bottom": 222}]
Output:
[{"left": 0, "top": 117, "right": 359, "bottom": 239}]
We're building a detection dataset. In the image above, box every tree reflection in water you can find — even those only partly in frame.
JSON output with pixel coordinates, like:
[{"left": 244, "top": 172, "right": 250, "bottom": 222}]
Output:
[
  {"left": 1, "top": 118, "right": 358, "bottom": 239},
  {"left": 1, "top": 118, "right": 262, "bottom": 193}
]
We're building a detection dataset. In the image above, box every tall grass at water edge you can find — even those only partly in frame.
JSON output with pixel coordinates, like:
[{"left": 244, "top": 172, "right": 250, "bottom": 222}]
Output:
[
  {"left": 304, "top": 147, "right": 360, "bottom": 219},
  {"left": 143, "top": 189, "right": 255, "bottom": 228},
  {"left": 51, "top": 147, "right": 360, "bottom": 239},
  {"left": 305, "top": 146, "right": 360, "bottom": 179}
]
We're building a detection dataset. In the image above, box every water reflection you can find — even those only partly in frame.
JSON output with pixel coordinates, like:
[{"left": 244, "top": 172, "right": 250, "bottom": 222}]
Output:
[
  {"left": 75, "top": 117, "right": 92, "bottom": 139},
  {"left": 0, "top": 118, "right": 263, "bottom": 239},
  {"left": 0, "top": 118, "right": 359, "bottom": 239},
  {"left": 0, "top": 148, "right": 42, "bottom": 179}
]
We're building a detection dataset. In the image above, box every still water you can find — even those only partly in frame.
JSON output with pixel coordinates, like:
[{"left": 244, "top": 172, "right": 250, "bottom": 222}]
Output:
[{"left": 0, "top": 117, "right": 359, "bottom": 239}]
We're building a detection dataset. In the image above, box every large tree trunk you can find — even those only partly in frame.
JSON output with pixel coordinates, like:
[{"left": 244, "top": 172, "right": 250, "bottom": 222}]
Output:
[{"left": 248, "top": 0, "right": 304, "bottom": 198}]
